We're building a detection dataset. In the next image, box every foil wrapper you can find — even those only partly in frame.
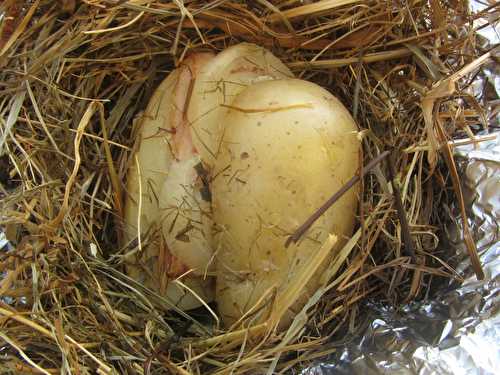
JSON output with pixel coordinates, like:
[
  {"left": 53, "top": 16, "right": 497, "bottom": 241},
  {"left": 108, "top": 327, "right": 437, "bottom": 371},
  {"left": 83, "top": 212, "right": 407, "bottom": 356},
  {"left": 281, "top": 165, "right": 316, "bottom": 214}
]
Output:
[{"left": 302, "top": 136, "right": 499, "bottom": 375}]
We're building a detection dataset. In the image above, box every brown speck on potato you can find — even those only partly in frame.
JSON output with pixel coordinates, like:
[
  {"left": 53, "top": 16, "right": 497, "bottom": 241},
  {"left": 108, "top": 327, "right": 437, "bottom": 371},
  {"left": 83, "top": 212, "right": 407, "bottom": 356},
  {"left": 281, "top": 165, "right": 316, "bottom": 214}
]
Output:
[{"left": 240, "top": 152, "right": 249, "bottom": 159}]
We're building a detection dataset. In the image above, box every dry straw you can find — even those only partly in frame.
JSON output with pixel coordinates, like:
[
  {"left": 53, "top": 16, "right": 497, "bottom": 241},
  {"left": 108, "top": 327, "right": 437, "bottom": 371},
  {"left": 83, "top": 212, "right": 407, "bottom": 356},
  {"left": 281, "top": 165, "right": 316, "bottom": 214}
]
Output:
[{"left": 0, "top": 1, "right": 498, "bottom": 374}]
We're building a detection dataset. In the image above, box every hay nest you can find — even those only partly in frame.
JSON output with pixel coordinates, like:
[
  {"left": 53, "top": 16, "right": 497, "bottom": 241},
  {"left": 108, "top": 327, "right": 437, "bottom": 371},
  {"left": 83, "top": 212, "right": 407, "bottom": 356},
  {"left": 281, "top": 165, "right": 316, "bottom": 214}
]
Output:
[{"left": 0, "top": 1, "right": 498, "bottom": 374}]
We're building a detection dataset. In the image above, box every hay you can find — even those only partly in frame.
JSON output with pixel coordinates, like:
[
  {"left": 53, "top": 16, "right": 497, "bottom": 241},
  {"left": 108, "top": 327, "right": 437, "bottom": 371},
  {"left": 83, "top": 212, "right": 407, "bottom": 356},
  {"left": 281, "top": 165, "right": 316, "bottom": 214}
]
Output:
[{"left": 0, "top": 0, "right": 498, "bottom": 373}]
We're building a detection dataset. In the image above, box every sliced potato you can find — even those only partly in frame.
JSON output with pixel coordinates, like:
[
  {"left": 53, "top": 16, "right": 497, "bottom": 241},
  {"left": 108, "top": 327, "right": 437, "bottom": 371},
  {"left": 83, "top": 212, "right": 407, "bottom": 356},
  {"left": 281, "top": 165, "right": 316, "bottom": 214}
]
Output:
[
  {"left": 123, "top": 53, "right": 216, "bottom": 310},
  {"left": 212, "top": 79, "right": 360, "bottom": 327},
  {"left": 158, "top": 155, "right": 214, "bottom": 276}
]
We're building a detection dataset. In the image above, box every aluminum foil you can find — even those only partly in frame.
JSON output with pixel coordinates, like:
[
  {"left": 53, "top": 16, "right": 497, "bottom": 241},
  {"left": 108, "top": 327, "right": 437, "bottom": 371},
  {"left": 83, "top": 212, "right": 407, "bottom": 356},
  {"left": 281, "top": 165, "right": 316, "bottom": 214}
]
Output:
[{"left": 301, "top": 136, "right": 499, "bottom": 375}]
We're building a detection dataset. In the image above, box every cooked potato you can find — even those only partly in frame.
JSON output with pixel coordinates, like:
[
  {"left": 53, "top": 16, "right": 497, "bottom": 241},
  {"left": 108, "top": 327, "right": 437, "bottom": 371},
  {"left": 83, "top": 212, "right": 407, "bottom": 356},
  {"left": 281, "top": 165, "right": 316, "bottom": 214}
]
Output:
[
  {"left": 212, "top": 79, "right": 360, "bottom": 327},
  {"left": 157, "top": 156, "right": 214, "bottom": 276},
  {"left": 123, "top": 67, "right": 179, "bottom": 245},
  {"left": 159, "top": 44, "right": 293, "bottom": 280}
]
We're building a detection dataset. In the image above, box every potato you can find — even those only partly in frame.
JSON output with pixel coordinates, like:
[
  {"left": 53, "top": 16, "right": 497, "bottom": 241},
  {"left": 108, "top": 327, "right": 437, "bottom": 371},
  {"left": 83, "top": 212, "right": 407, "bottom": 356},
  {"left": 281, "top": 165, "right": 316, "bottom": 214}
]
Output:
[
  {"left": 157, "top": 156, "right": 214, "bottom": 276},
  {"left": 123, "top": 53, "right": 216, "bottom": 310},
  {"left": 123, "top": 44, "right": 293, "bottom": 311},
  {"left": 212, "top": 79, "right": 360, "bottom": 327},
  {"left": 123, "top": 67, "right": 179, "bottom": 243},
  {"left": 159, "top": 44, "right": 293, "bottom": 279},
  {"left": 187, "top": 43, "right": 293, "bottom": 167}
]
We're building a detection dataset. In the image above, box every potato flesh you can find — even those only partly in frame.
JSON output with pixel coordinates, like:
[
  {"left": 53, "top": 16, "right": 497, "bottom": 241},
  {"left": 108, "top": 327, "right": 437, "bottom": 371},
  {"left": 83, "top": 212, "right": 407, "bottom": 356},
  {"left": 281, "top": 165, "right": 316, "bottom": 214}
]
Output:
[
  {"left": 212, "top": 79, "right": 360, "bottom": 326},
  {"left": 124, "top": 53, "right": 216, "bottom": 310},
  {"left": 158, "top": 156, "right": 213, "bottom": 275}
]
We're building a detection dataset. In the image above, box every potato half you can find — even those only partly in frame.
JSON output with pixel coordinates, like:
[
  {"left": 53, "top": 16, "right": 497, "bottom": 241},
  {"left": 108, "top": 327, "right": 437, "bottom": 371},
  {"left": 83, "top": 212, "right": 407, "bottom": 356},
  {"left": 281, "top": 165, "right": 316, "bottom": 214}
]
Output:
[
  {"left": 123, "top": 53, "right": 216, "bottom": 310},
  {"left": 212, "top": 79, "right": 360, "bottom": 327}
]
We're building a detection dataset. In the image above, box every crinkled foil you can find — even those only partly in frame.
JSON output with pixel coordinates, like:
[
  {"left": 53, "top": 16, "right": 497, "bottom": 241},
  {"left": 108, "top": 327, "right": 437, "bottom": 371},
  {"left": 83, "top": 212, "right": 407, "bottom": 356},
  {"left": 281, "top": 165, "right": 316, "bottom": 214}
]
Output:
[{"left": 301, "top": 136, "right": 499, "bottom": 375}]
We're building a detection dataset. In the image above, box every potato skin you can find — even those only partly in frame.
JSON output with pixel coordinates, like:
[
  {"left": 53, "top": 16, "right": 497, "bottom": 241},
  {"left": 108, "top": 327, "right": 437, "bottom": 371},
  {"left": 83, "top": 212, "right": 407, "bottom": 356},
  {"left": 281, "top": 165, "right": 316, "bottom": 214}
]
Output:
[
  {"left": 212, "top": 79, "right": 360, "bottom": 327},
  {"left": 123, "top": 69, "right": 179, "bottom": 244},
  {"left": 187, "top": 43, "right": 293, "bottom": 168},
  {"left": 122, "top": 44, "right": 290, "bottom": 311}
]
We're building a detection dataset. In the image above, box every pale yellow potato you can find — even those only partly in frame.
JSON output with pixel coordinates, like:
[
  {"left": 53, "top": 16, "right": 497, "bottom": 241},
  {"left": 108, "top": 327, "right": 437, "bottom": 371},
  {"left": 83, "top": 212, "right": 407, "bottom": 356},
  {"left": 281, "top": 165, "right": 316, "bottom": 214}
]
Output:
[
  {"left": 158, "top": 44, "right": 292, "bottom": 280},
  {"left": 212, "top": 79, "right": 360, "bottom": 327},
  {"left": 158, "top": 155, "right": 214, "bottom": 276},
  {"left": 187, "top": 43, "right": 293, "bottom": 167},
  {"left": 123, "top": 53, "right": 216, "bottom": 310},
  {"left": 123, "top": 44, "right": 293, "bottom": 311},
  {"left": 123, "top": 68, "right": 179, "bottom": 243}
]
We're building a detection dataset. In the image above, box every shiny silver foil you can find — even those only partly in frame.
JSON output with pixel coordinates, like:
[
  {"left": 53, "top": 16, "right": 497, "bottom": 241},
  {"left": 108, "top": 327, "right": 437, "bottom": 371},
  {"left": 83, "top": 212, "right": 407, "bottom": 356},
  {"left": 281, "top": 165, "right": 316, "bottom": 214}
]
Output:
[
  {"left": 413, "top": 136, "right": 500, "bottom": 375},
  {"left": 302, "top": 134, "right": 499, "bottom": 375}
]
